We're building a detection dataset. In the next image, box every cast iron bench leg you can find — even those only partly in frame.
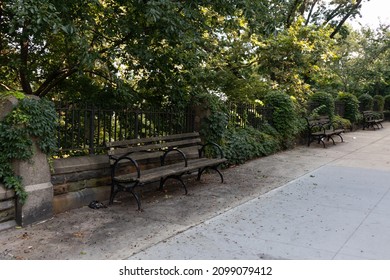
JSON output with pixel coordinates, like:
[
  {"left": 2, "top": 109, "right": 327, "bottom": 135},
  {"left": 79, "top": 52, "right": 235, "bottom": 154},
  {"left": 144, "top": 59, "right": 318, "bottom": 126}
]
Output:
[
  {"left": 197, "top": 165, "right": 224, "bottom": 183},
  {"left": 110, "top": 181, "right": 141, "bottom": 211},
  {"left": 159, "top": 175, "right": 188, "bottom": 195}
]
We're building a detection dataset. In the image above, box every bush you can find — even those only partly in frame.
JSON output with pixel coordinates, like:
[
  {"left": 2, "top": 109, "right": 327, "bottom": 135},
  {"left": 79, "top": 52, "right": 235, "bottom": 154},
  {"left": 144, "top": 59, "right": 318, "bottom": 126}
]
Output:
[
  {"left": 308, "top": 91, "right": 335, "bottom": 119},
  {"left": 373, "top": 95, "right": 385, "bottom": 112},
  {"left": 358, "top": 94, "right": 374, "bottom": 111},
  {"left": 222, "top": 125, "right": 280, "bottom": 165},
  {"left": 384, "top": 95, "right": 390, "bottom": 111},
  {"left": 200, "top": 111, "right": 228, "bottom": 144},
  {"left": 333, "top": 115, "right": 352, "bottom": 130},
  {"left": 263, "top": 91, "right": 301, "bottom": 148},
  {"left": 336, "top": 92, "right": 360, "bottom": 123}
]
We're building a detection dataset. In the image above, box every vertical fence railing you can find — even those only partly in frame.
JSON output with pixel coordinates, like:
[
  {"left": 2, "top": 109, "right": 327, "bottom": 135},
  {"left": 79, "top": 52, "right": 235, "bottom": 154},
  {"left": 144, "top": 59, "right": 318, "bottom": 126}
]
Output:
[
  {"left": 55, "top": 102, "right": 270, "bottom": 157},
  {"left": 307, "top": 101, "right": 345, "bottom": 117},
  {"left": 55, "top": 103, "right": 195, "bottom": 156},
  {"left": 227, "top": 103, "right": 272, "bottom": 129}
]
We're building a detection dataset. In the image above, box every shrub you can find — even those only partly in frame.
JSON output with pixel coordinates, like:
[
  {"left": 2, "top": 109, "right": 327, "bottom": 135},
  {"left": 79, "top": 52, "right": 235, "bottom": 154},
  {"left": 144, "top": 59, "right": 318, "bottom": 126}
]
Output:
[
  {"left": 308, "top": 91, "right": 335, "bottom": 119},
  {"left": 336, "top": 92, "right": 360, "bottom": 123},
  {"left": 358, "top": 94, "right": 373, "bottom": 111},
  {"left": 221, "top": 125, "right": 280, "bottom": 165},
  {"left": 333, "top": 115, "right": 352, "bottom": 130},
  {"left": 263, "top": 91, "right": 301, "bottom": 148},
  {"left": 384, "top": 95, "right": 390, "bottom": 111},
  {"left": 373, "top": 95, "right": 385, "bottom": 112},
  {"left": 200, "top": 111, "right": 228, "bottom": 144}
]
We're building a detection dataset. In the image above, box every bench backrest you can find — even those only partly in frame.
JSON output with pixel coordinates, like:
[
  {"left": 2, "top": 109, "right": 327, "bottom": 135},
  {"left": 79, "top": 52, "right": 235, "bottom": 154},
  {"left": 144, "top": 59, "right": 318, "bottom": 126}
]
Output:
[
  {"left": 106, "top": 132, "right": 202, "bottom": 159},
  {"left": 363, "top": 111, "right": 383, "bottom": 120},
  {"left": 306, "top": 115, "right": 330, "bottom": 127}
]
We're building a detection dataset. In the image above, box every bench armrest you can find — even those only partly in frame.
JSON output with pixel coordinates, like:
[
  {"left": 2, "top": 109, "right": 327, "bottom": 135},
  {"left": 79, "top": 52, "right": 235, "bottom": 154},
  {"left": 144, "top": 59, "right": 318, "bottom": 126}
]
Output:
[
  {"left": 199, "top": 142, "right": 225, "bottom": 159},
  {"left": 161, "top": 148, "right": 188, "bottom": 167},
  {"left": 109, "top": 153, "right": 140, "bottom": 179}
]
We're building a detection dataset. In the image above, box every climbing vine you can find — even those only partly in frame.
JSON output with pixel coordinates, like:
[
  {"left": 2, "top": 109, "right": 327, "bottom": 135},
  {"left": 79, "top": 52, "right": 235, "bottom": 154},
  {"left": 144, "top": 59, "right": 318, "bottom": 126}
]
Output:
[{"left": 0, "top": 93, "right": 57, "bottom": 203}]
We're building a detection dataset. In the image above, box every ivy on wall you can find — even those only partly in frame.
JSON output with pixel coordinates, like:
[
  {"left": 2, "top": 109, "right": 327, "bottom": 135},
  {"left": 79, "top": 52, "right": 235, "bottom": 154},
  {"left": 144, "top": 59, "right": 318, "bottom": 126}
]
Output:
[{"left": 0, "top": 93, "right": 57, "bottom": 203}]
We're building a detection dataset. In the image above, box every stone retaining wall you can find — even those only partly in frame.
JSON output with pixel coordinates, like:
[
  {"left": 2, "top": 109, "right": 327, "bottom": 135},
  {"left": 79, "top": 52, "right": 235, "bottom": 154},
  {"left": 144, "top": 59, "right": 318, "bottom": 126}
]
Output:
[
  {"left": 51, "top": 155, "right": 112, "bottom": 214},
  {"left": 51, "top": 153, "right": 168, "bottom": 214},
  {"left": 0, "top": 184, "right": 16, "bottom": 231}
]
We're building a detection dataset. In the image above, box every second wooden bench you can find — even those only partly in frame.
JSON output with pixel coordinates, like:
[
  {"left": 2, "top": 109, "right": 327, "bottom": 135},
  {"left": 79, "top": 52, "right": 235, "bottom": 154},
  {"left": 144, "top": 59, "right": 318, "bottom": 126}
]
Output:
[{"left": 305, "top": 115, "right": 345, "bottom": 148}]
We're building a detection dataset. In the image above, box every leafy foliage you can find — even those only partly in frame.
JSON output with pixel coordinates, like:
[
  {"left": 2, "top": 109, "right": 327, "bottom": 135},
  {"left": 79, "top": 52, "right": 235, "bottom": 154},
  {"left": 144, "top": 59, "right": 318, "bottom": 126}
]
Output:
[
  {"left": 336, "top": 92, "right": 360, "bottom": 123},
  {"left": 308, "top": 91, "right": 335, "bottom": 119},
  {"left": 384, "top": 95, "right": 390, "bottom": 111},
  {"left": 358, "top": 93, "right": 374, "bottom": 111},
  {"left": 373, "top": 95, "right": 385, "bottom": 112},
  {"left": 0, "top": 94, "right": 57, "bottom": 203},
  {"left": 222, "top": 125, "right": 280, "bottom": 165},
  {"left": 263, "top": 91, "right": 301, "bottom": 148}
]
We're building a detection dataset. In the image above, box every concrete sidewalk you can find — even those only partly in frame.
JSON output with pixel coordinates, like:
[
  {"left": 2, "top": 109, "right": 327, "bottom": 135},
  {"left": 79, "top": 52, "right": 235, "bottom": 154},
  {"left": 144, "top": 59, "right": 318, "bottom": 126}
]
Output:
[
  {"left": 129, "top": 125, "right": 390, "bottom": 260},
  {"left": 1, "top": 124, "right": 390, "bottom": 259}
]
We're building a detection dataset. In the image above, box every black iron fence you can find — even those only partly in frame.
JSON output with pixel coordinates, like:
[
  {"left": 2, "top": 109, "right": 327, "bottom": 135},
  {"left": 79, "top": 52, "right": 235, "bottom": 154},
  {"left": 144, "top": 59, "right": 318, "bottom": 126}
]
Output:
[
  {"left": 55, "top": 103, "right": 195, "bottom": 156},
  {"left": 307, "top": 101, "right": 345, "bottom": 117},
  {"left": 227, "top": 103, "right": 272, "bottom": 129},
  {"left": 54, "top": 102, "right": 271, "bottom": 157}
]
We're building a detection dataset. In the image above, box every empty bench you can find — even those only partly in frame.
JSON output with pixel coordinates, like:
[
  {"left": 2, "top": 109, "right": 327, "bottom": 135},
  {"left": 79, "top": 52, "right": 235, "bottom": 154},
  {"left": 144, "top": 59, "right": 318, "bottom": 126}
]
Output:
[
  {"left": 362, "top": 111, "right": 384, "bottom": 130},
  {"left": 106, "top": 132, "right": 227, "bottom": 210},
  {"left": 305, "top": 115, "right": 345, "bottom": 148}
]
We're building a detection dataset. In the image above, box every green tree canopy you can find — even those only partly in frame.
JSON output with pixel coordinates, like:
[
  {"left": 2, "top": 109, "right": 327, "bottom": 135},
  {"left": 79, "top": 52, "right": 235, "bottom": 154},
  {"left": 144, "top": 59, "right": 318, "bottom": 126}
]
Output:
[{"left": 0, "top": 0, "right": 371, "bottom": 106}]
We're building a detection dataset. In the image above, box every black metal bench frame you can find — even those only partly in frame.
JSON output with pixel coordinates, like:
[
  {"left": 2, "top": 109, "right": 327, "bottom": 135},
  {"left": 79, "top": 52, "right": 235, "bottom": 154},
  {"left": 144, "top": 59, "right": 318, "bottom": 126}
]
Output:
[
  {"left": 106, "top": 132, "right": 227, "bottom": 211},
  {"left": 362, "top": 111, "right": 384, "bottom": 130},
  {"left": 305, "top": 115, "right": 345, "bottom": 148}
]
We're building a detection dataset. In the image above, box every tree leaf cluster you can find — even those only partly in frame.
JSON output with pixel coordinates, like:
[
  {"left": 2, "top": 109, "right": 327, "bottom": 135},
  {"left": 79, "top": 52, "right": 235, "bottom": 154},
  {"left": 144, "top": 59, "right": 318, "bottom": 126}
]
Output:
[{"left": 0, "top": 0, "right": 371, "bottom": 107}]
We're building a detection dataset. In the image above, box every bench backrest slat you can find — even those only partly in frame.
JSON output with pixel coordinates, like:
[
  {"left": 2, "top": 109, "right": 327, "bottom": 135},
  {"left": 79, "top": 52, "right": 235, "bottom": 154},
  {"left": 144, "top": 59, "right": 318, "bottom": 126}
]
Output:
[
  {"left": 107, "top": 132, "right": 202, "bottom": 157},
  {"left": 106, "top": 132, "right": 199, "bottom": 148}
]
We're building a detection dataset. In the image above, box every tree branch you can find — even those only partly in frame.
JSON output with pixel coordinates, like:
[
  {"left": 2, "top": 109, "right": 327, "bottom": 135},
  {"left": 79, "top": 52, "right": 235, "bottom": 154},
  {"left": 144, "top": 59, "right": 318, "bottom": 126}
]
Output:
[
  {"left": 330, "top": 0, "right": 363, "bottom": 38},
  {"left": 34, "top": 67, "right": 78, "bottom": 97},
  {"left": 19, "top": 36, "right": 33, "bottom": 95}
]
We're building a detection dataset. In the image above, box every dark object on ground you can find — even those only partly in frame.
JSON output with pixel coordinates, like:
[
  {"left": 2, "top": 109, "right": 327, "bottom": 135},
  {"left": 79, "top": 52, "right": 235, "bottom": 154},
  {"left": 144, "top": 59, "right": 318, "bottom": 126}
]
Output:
[{"left": 88, "top": 201, "right": 107, "bottom": 209}]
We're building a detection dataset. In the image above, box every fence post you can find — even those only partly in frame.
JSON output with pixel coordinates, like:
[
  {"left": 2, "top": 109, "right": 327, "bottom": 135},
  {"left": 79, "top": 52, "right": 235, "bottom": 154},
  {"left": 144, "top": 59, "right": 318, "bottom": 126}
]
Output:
[
  {"left": 89, "top": 106, "right": 95, "bottom": 155},
  {"left": 134, "top": 111, "right": 139, "bottom": 139},
  {"left": 192, "top": 104, "right": 211, "bottom": 133}
]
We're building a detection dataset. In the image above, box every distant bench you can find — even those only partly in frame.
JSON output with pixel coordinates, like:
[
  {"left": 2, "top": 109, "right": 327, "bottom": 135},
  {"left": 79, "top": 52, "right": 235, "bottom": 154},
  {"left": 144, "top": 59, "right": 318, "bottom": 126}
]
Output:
[
  {"left": 106, "top": 132, "right": 227, "bottom": 210},
  {"left": 305, "top": 115, "right": 345, "bottom": 148},
  {"left": 362, "top": 111, "right": 384, "bottom": 130}
]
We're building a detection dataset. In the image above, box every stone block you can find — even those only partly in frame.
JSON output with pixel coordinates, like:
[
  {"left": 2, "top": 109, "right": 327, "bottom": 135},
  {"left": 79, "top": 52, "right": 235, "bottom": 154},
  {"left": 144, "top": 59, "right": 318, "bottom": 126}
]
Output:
[
  {"left": 15, "top": 182, "right": 53, "bottom": 226},
  {"left": 0, "top": 95, "right": 18, "bottom": 121},
  {"left": 0, "top": 206, "right": 15, "bottom": 223},
  {"left": 0, "top": 184, "right": 15, "bottom": 200},
  {"left": 53, "top": 186, "right": 110, "bottom": 214},
  {"left": 0, "top": 220, "right": 17, "bottom": 232},
  {"left": 53, "top": 184, "right": 69, "bottom": 196},
  {"left": 13, "top": 142, "right": 51, "bottom": 186},
  {"left": 12, "top": 141, "right": 54, "bottom": 226}
]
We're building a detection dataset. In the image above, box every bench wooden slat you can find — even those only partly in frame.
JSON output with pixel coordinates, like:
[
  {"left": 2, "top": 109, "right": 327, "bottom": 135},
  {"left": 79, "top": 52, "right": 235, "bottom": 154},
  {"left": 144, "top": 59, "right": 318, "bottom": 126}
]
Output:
[
  {"left": 106, "top": 132, "right": 200, "bottom": 148},
  {"left": 114, "top": 158, "right": 227, "bottom": 184},
  {"left": 107, "top": 138, "right": 202, "bottom": 156}
]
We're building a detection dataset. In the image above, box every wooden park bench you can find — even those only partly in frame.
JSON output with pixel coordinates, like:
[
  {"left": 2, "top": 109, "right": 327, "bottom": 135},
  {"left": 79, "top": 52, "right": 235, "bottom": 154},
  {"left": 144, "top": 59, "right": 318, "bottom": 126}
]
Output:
[
  {"left": 106, "top": 132, "right": 227, "bottom": 210},
  {"left": 362, "top": 111, "right": 384, "bottom": 130},
  {"left": 305, "top": 115, "right": 345, "bottom": 148}
]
